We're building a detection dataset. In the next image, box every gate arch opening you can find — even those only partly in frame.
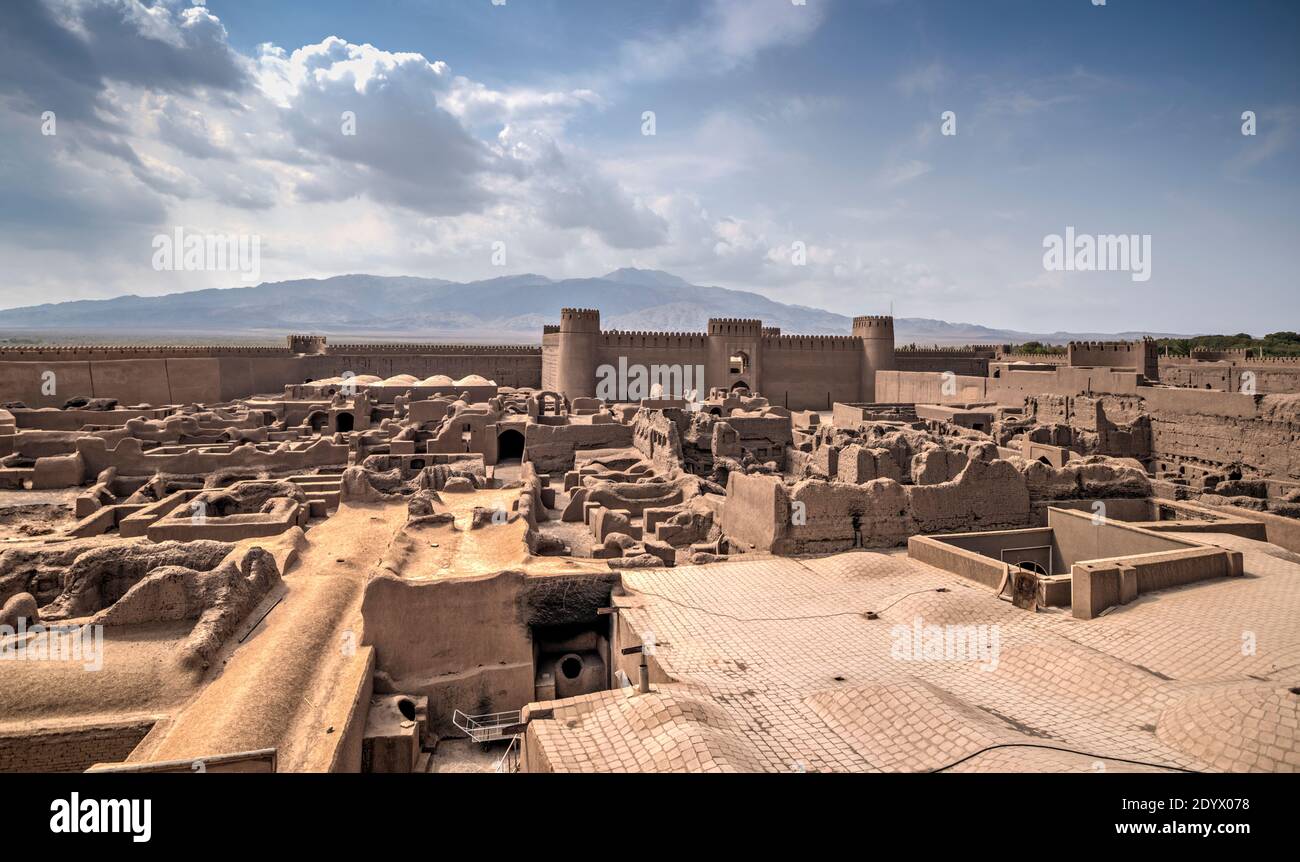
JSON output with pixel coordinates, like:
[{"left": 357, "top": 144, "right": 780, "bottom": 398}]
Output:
[{"left": 497, "top": 428, "right": 525, "bottom": 461}]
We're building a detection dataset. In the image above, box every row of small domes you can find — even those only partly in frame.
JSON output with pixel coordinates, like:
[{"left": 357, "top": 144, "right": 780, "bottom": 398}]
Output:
[{"left": 308, "top": 374, "right": 496, "bottom": 387}]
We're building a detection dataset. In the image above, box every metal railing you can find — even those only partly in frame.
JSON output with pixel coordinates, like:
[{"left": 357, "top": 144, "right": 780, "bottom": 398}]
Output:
[
  {"left": 451, "top": 708, "right": 522, "bottom": 743},
  {"left": 494, "top": 734, "right": 521, "bottom": 773}
]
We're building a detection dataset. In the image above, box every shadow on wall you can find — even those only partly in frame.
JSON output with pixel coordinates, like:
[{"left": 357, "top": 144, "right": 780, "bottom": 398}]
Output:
[{"left": 359, "top": 569, "right": 618, "bottom": 738}]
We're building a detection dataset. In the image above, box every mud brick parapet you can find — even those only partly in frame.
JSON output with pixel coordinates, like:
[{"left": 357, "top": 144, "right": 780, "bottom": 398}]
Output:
[
  {"left": 1068, "top": 338, "right": 1159, "bottom": 381},
  {"left": 0, "top": 333, "right": 548, "bottom": 405},
  {"left": 0, "top": 718, "right": 156, "bottom": 773}
]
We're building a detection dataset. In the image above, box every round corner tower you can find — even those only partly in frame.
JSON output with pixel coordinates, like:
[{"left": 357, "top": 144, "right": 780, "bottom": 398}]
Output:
[
  {"left": 287, "top": 334, "right": 328, "bottom": 355},
  {"left": 852, "top": 315, "right": 895, "bottom": 403},
  {"left": 556, "top": 308, "right": 601, "bottom": 398}
]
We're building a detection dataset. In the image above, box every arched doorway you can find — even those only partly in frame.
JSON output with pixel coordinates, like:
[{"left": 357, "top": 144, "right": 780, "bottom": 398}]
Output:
[
  {"left": 497, "top": 428, "right": 525, "bottom": 461},
  {"left": 730, "top": 380, "right": 750, "bottom": 391},
  {"left": 335, "top": 412, "right": 354, "bottom": 433},
  {"left": 307, "top": 411, "right": 328, "bottom": 433}
]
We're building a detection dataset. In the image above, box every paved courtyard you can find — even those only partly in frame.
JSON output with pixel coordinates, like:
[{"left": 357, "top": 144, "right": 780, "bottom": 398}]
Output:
[{"left": 525, "top": 532, "right": 1300, "bottom": 772}]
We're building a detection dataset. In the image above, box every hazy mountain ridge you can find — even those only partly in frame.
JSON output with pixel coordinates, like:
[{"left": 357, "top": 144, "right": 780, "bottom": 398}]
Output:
[{"left": 0, "top": 269, "right": 1190, "bottom": 345}]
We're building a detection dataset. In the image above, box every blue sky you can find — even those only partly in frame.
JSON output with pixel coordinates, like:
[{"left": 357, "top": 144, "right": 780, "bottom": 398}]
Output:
[{"left": 0, "top": 0, "right": 1296, "bottom": 333}]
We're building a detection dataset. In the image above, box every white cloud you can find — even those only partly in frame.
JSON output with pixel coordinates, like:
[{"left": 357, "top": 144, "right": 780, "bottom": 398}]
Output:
[{"left": 616, "top": 0, "right": 826, "bottom": 81}]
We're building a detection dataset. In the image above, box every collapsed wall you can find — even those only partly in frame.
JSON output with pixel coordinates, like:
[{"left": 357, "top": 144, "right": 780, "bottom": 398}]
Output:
[
  {"left": 723, "top": 453, "right": 1150, "bottom": 555},
  {"left": 1026, "top": 390, "right": 1300, "bottom": 481}
]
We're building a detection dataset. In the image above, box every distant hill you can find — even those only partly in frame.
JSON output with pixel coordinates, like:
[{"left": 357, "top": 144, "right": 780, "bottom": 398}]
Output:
[{"left": 0, "top": 268, "right": 1190, "bottom": 346}]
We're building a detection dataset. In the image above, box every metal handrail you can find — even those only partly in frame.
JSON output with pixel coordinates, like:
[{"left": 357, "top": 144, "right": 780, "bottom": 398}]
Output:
[
  {"left": 494, "top": 734, "right": 521, "bottom": 773},
  {"left": 452, "top": 708, "right": 522, "bottom": 742}
]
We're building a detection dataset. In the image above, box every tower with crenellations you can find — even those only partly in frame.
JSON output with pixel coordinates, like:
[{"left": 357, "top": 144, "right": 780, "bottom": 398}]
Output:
[
  {"left": 555, "top": 308, "right": 602, "bottom": 398},
  {"left": 543, "top": 310, "right": 900, "bottom": 410},
  {"left": 852, "top": 315, "right": 896, "bottom": 402}
]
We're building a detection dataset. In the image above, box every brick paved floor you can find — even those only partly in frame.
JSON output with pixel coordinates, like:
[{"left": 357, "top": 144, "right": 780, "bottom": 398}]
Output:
[{"left": 525, "top": 534, "right": 1300, "bottom": 772}]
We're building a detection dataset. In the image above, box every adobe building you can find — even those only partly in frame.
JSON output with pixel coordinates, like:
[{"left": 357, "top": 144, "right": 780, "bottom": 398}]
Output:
[
  {"left": 1067, "top": 338, "right": 1160, "bottom": 381},
  {"left": 541, "top": 308, "right": 897, "bottom": 410}
]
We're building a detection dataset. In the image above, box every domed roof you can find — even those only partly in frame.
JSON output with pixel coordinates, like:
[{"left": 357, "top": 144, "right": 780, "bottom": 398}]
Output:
[
  {"left": 419, "top": 374, "right": 456, "bottom": 387},
  {"left": 454, "top": 374, "right": 495, "bottom": 386},
  {"left": 379, "top": 374, "right": 420, "bottom": 386}
]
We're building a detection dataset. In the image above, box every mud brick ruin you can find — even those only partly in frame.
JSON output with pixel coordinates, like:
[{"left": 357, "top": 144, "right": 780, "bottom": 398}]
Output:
[{"left": 1, "top": 315, "right": 1297, "bottom": 774}]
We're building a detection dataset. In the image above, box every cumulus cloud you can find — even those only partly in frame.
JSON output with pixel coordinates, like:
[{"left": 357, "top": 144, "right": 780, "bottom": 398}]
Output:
[
  {"left": 0, "top": 1, "right": 689, "bottom": 302},
  {"left": 0, "top": 0, "right": 248, "bottom": 123},
  {"left": 254, "top": 37, "right": 496, "bottom": 215}
]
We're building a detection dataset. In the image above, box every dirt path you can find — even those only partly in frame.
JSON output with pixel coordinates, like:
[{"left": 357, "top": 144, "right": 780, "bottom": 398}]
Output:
[{"left": 139, "top": 501, "right": 408, "bottom": 770}]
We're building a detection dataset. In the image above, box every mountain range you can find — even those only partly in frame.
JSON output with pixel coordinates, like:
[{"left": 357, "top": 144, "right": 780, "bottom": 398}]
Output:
[{"left": 0, "top": 269, "right": 1189, "bottom": 346}]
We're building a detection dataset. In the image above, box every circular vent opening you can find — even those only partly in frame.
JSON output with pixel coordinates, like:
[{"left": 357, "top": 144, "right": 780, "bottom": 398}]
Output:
[
  {"left": 560, "top": 655, "right": 583, "bottom": 680},
  {"left": 397, "top": 698, "right": 416, "bottom": 721}
]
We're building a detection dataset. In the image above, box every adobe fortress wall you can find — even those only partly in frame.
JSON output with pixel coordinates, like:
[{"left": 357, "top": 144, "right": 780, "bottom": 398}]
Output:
[
  {"left": 544, "top": 309, "right": 900, "bottom": 410},
  {"left": 758, "top": 334, "right": 862, "bottom": 410},
  {"left": 1067, "top": 338, "right": 1159, "bottom": 381},
  {"left": 1158, "top": 354, "right": 1300, "bottom": 394},
  {"left": 0, "top": 338, "right": 544, "bottom": 405}
]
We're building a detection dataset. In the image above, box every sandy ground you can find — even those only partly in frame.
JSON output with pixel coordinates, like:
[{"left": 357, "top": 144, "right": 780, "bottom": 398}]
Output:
[
  {"left": 426, "top": 736, "right": 513, "bottom": 773},
  {"left": 0, "top": 619, "right": 202, "bottom": 732},
  {"left": 137, "top": 501, "right": 409, "bottom": 769},
  {"left": 0, "top": 489, "right": 77, "bottom": 541},
  {"left": 382, "top": 486, "right": 605, "bottom": 579}
]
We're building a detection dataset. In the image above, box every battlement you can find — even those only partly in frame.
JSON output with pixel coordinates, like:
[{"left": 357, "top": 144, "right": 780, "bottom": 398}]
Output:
[
  {"left": 1067, "top": 338, "right": 1159, "bottom": 380},
  {"left": 0, "top": 344, "right": 293, "bottom": 358},
  {"left": 761, "top": 327, "right": 781, "bottom": 337},
  {"left": 542, "top": 324, "right": 560, "bottom": 335},
  {"left": 1000, "top": 353, "right": 1068, "bottom": 364},
  {"left": 763, "top": 334, "right": 859, "bottom": 350},
  {"left": 603, "top": 329, "right": 707, "bottom": 338},
  {"left": 852, "top": 315, "right": 894, "bottom": 337},
  {"left": 1238, "top": 356, "right": 1300, "bottom": 365},
  {"left": 287, "top": 334, "right": 328, "bottom": 355},
  {"left": 1068, "top": 340, "right": 1148, "bottom": 351},
  {"left": 896, "top": 346, "right": 979, "bottom": 355},
  {"left": 0, "top": 340, "right": 544, "bottom": 359},
  {"left": 1190, "top": 347, "right": 1251, "bottom": 361},
  {"left": 601, "top": 331, "right": 710, "bottom": 349},
  {"left": 558, "top": 308, "right": 601, "bottom": 333},
  {"left": 330, "top": 343, "right": 542, "bottom": 355},
  {"left": 707, "top": 318, "right": 762, "bottom": 336}
]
